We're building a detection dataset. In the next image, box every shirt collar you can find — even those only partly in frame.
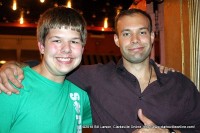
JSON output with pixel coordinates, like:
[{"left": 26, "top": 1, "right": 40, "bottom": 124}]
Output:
[
  {"left": 116, "top": 58, "right": 124, "bottom": 70},
  {"left": 116, "top": 58, "right": 165, "bottom": 86},
  {"left": 150, "top": 59, "right": 166, "bottom": 86}
]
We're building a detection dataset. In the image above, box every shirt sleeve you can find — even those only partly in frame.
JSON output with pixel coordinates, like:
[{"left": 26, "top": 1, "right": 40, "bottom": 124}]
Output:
[
  {"left": 180, "top": 82, "right": 200, "bottom": 133},
  {"left": 0, "top": 92, "right": 20, "bottom": 132},
  {"left": 82, "top": 91, "right": 92, "bottom": 126}
]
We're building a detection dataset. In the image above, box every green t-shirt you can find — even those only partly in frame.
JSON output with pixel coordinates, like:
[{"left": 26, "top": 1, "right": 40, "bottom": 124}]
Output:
[{"left": 0, "top": 66, "right": 92, "bottom": 133}]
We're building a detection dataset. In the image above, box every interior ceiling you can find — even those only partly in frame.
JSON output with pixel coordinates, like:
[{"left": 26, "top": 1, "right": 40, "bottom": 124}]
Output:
[
  {"left": 0, "top": 0, "right": 131, "bottom": 28},
  {"left": 0, "top": 0, "right": 161, "bottom": 28}
]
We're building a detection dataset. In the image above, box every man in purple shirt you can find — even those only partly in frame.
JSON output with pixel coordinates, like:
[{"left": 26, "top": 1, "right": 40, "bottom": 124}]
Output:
[{"left": 0, "top": 9, "right": 200, "bottom": 133}]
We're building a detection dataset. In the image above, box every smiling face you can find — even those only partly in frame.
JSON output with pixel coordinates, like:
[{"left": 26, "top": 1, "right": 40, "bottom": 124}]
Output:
[
  {"left": 114, "top": 13, "right": 154, "bottom": 65},
  {"left": 38, "top": 27, "right": 84, "bottom": 78}
]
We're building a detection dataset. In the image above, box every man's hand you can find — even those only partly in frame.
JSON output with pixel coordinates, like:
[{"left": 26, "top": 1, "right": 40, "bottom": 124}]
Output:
[
  {"left": 156, "top": 63, "right": 176, "bottom": 74},
  {"left": 0, "top": 61, "right": 24, "bottom": 94},
  {"left": 132, "top": 109, "right": 169, "bottom": 133}
]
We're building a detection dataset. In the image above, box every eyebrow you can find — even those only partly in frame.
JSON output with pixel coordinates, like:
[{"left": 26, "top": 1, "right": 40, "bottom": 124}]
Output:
[
  {"left": 48, "top": 36, "right": 81, "bottom": 40},
  {"left": 139, "top": 27, "right": 149, "bottom": 30},
  {"left": 121, "top": 27, "right": 149, "bottom": 33}
]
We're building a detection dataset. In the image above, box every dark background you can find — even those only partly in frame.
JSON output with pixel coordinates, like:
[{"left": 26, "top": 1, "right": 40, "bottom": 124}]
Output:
[{"left": 0, "top": 0, "right": 133, "bottom": 28}]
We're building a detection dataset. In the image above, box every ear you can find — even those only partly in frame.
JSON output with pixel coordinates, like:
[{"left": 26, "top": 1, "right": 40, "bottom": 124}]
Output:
[
  {"left": 150, "top": 31, "right": 155, "bottom": 44},
  {"left": 38, "top": 42, "right": 45, "bottom": 54},
  {"left": 114, "top": 34, "right": 120, "bottom": 47}
]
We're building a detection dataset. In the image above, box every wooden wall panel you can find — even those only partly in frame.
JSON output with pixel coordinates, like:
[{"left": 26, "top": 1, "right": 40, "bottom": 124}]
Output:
[{"left": 164, "top": 0, "right": 190, "bottom": 77}]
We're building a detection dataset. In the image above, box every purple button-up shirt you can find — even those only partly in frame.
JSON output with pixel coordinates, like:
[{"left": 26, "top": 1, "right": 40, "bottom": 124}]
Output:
[{"left": 67, "top": 59, "right": 200, "bottom": 133}]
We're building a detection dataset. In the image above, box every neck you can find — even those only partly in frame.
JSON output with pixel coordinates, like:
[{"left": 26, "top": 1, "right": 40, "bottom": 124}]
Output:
[
  {"left": 123, "top": 59, "right": 150, "bottom": 76},
  {"left": 32, "top": 64, "right": 66, "bottom": 83},
  {"left": 123, "top": 59, "right": 153, "bottom": 92}
]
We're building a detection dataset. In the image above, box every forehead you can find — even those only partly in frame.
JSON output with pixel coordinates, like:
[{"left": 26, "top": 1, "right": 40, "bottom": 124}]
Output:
[
  {"left": 117, "top": 13, "right": 150, "bottom": 31},
  {"left": 47, "top": 27, "right": 81, "bottom": 38}
]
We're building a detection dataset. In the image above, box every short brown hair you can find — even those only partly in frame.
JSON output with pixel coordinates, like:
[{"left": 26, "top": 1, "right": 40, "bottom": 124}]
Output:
[
  {"left": 37, "top": 6, "right": 87, "bottom": 46},
  {"left": 114, "top": 9, "right": 152, "bottom": 35}
]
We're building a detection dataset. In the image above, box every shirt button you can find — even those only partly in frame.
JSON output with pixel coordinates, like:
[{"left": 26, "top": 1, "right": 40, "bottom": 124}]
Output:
[{"left": 139, "top": 96, "right": 142, "bottom": 100}]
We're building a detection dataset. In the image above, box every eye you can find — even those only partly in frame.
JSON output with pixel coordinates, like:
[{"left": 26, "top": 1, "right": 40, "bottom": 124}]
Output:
[
  {"left": 71, "top": 40, "right": 78, "bottom": 44},
  {"left": 140, "top": 29, "right": 149, "bottom": 35},
  {"left": 52, "top": 39, "right": 61, "bottom": 43},
  {"left": 140, "top": 31, "right": 147, "bottom": 35},
  {"left": 122, "top": 32, "right": 131, "bottom": 37},
  {"left": 70, "top": 39, "right": 82, "bottom": 45}
]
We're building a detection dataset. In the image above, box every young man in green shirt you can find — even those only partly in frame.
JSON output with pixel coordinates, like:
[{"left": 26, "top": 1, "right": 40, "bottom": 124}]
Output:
[{"left": 0, "top": 6, "right": 92, "bottom": 133}]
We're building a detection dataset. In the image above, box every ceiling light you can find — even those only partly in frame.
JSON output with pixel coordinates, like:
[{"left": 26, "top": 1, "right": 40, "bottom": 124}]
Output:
[
  {"left": 12, "top": 0, "right": 17, "bottom": 11},
  {"left": 0, "top": 60, "right": 6, "bottom": 64}
]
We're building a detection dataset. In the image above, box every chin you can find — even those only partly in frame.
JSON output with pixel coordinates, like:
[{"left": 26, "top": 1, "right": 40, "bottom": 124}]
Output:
[{"left": 57, "top": 67, "right": 72, "bottom": 74}]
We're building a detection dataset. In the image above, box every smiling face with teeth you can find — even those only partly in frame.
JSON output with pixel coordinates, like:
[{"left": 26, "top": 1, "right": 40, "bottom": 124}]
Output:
[
  {"left": 35, "top": 27, "right": 84, "bottom": 83},
  {"left": 31, "top": 7, "right": 87, "bottom": 83}
]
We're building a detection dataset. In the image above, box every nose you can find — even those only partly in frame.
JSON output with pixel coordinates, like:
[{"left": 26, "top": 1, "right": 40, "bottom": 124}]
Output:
[
  {"left": 131, "top": 34, "right": 139, "bottom": 44},
  {"left": 61, "top": 42, "right": 72, "bottom": 53}
]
